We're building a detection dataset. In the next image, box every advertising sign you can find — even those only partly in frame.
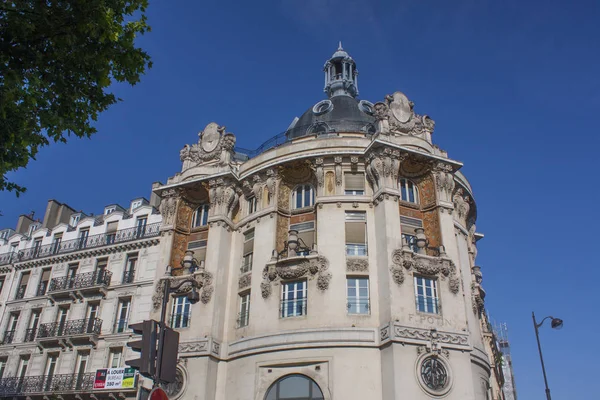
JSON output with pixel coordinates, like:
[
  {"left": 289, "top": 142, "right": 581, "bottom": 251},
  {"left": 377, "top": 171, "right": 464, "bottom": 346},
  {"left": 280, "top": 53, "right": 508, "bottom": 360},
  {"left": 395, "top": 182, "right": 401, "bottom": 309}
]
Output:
[{"left": 94, "top": 368, "right": 136, "bottom": 389}]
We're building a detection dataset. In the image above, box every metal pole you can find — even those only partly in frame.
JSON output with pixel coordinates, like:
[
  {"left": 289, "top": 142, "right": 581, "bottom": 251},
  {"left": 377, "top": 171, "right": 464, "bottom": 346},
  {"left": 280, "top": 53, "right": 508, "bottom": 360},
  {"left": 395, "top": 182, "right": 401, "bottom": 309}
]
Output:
[
  {"left": 154, "top": 277, "right": 171, "bottom": 386},
  {"left": 532, "top": 312, "right": 552, "bottom": 400}
]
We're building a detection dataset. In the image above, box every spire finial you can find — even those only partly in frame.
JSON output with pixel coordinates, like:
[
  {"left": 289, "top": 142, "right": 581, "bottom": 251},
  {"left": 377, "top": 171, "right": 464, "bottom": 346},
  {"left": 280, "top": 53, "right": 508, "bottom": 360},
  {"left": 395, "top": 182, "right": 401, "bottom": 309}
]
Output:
[{"left": 338, "top": 41, "right": 343, "bottom": 51}]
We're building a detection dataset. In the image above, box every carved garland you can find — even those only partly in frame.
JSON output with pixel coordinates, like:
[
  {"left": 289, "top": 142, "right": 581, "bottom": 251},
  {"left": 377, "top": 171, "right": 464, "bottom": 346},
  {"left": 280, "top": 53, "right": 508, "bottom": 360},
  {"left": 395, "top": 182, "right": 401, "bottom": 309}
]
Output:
[
  {"left": 152, "top": 272, "right": 214, "bottom": 310},
  {"left": 260, "top": 256, "right": 331, "bottom": 299},
  {"left": 346, "top": 257, "right": 369, "bottom": 272},
  {"left": 390, "top": 249, "right": 460, "bottom": 294}
]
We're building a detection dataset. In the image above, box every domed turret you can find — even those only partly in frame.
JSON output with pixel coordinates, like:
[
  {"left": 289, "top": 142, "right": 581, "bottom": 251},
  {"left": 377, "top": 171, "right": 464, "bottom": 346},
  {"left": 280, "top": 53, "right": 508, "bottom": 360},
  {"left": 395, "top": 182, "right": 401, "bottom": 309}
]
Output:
[{"left": 324, "top": 42, "right": 359, "bottom": 98}]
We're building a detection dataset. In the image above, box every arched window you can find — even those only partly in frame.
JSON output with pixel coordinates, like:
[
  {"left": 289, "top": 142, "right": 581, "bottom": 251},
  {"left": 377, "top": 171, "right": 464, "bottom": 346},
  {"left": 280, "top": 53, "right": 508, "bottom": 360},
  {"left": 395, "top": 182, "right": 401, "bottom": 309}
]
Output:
[
  {"left": 191, "top": 204, "right": 209, "bottom": 228},
  {"left": 399, "top": 178, "right": 419, "bottom": 204},
  {"left": 292, "top": 185, "right": 314, "bottom": 209},
  {"left": 265, "top": 374, "right": 324, "bottom": 400}
]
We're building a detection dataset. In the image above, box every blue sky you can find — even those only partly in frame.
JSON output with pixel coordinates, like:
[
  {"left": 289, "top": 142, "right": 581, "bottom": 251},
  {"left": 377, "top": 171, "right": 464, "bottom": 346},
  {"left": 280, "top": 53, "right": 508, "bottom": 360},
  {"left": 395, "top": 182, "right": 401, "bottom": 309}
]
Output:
[{"left": 2, "top": 0, "right": 599, "bottom": 397}]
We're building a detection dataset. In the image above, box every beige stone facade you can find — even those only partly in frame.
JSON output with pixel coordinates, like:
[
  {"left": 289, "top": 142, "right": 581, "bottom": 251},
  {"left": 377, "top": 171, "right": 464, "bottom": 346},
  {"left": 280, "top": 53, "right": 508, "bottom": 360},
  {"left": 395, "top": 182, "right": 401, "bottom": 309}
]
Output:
[{"left": 148, "top": 47, "right": 502, "bottom": 398}]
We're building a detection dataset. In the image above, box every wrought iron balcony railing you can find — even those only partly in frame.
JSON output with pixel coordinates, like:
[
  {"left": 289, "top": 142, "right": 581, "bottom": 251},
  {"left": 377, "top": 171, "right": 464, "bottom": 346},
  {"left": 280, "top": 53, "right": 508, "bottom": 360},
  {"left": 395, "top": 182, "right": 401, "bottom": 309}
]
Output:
[
  {"left": 122, "top": 269, "right": 135, "bottom": 284},
  {"left": 14, "top": 286, "right": 26, "bottom": 300},
  {"left": 170, "top": 313, "right": 191, "bottom": 329},
  {"left": 0, "top": 372, "right": 97, "bottom": 396},
  {"left": 24, "top": 328, "right": 37, "bottom": 342},
  {"left": 1, "top": 331, "right": 15, "bottom": 345},
  {"left": 36, "top": 281, "right": 48, "bottom": 297},
  {"left": 0, "top": 222, "right": 160, "bottom": 265},
  {"left": 37, "top": 318, "right": 102, "bottom": 338},
  {"left": 48, "top": 271, "right": 112, "bottom": 293},
  {"left": 279, "top": 298, "right": 307, "bottom": 318}
]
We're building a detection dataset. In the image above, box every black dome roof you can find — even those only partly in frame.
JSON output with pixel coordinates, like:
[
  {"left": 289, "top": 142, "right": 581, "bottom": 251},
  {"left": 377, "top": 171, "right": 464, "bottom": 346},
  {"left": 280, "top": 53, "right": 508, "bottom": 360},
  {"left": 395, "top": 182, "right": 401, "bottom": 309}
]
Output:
[{"left": 286, "top": 95, "right": 376, "bottom": 139}]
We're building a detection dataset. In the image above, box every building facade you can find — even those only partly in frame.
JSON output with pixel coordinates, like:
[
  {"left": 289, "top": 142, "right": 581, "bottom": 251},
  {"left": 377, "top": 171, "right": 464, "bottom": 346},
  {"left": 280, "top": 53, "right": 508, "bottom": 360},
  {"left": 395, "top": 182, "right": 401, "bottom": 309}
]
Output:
[
  {"left": 148, "top": 44, "right": 503, "bottom": 400},
  {"left": 0, "top": 198, "right": 162, "bottom": 399}
]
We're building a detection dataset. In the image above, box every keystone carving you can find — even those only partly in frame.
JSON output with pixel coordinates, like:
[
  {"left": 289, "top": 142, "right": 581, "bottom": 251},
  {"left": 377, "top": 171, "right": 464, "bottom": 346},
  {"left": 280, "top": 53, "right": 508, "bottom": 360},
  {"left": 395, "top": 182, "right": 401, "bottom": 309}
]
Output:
[
  {"left": 390, "top": 249, "right": 460, "bottom": 295},
  {"left": 261, "top": 255, "right": 331, "bottom": 299}
]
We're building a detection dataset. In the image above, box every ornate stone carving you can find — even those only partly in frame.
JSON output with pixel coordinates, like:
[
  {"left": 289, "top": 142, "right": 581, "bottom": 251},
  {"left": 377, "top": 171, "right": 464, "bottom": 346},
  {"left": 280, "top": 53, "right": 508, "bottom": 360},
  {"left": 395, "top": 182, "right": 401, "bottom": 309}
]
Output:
[
  {"left": 162, "top": 367, "right": 185, "bottom": 398},
  {"left": 179, "top": 122, "right": 236, "bottom": 169},
  {"left": 159, "top": 189, "right": 179, "bottom": 226},
  {"left": 152, "top": 271, "right": 214, "bottom": 310},
  {"left": 179, "top": 341, "right": 208, "bottom": 353},
  {"left": 373, "top": 92, "right": 436, "bottom": 137},
  {"left": 365, "top": 147, "right": 407, "bottom": 191},
  {"left": 208, "top": 178, "right": 240, "bottom": 219},
  {"left": 314, "top": 158, "right": 324, "bottom": 188},
  {"left": 265, "top": 168, "right": 279, "bottom": 205},
  {"left": 432, "top": 162, "right": 455, "bottom": 203},
  {"left": 394, "top": 326, "right": 468, "bottom": 346},
  {"left": 334, "top": 157, "right": 342, "bottom": 186},
  {"left": 452, "top": 188, "right": 471, "bottom": 226},
  {"left": 390, "top": 249, "right": 460, "bottom": 294},
  {"left": 238, "top": 274, "right": 252, "bottom": 290},
  {"left": 346, "top": 258, "right": 369, "bottom": 272},
  {"left": 261, "top": 255, "right": 331, "bottom": 299},
  {"left": 471, "top": 282, "right": 485, "bottom": 315}
]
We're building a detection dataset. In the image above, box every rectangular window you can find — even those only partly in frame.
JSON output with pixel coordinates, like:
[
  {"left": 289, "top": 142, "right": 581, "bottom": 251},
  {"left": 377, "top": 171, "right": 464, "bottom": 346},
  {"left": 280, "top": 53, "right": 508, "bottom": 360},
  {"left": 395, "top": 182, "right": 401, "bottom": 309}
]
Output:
[
  {"left": 106, "top": 221, "right": 118, "bottom": 244},
  {"left": 115, "top": 298, "right": 131, "bottom": 333},
  {"left": 67, "top": 263, "right": 79, "bottom": 289},
  {"left": 16, "top": 271, "right": 30, "bottom": 299},
  {"left": 238, "top": 292, "right": 250, "bottom": 328},
  {"left": 247, "top": 197, "right": 257, "bottom": 215},
  {"left": 33, "top": 238, "right": 43, "bottom": 256},
  {"left": 44, "top": 354, "right": 59, "bottom": 391},
  {"left": 56, "top": 307, "right": 69, "bottom": 335},
  {"left": 290, "top": 221, "right": 315, "bottom": 255},
  {"left": 171, "top": 296, "right": 191, "bottom": 328},
  {"left": 78, "top": 228, "right": 89, "bottom": 249},
  {"left": 25, "top": 310, "right": 40, "bottom": 342},
  {"left": 123, "top": 254, "right": 137, "bottom": 284},
  {"left": 74, "top": 352, "right": 89, "bottom": 390},
  {"left": 415, "top": 276, "right": 439, "bottom": 314},
  {"left": 344, "top": 172, "right": 365, "bottom": 195},
  {"left": 0, "top": 276, "right": 5, "bottom": 295},
  {"left": 401, "top": 233, "right": 419, "bottom": 253},
  {"left": 136, "top": 216, "right": 148, "bottom": 237},
  {"left": 280, "top": 281, "right": 307, "bottom": 318},
  {"left": 3, "top": 312, "right": 19, "bottom": 344},
  {"left": 109, "top": 348, "right": 123, "bottom": 368},
  {"left": 347, "top": 277, "right": 370, "bottom": 314},
  {"left": 52, "top": 233, "right": 62, "bottom": 254},
  {"left": 345, "top": 212, "right": 367, "bottom": 256},
  {"left": 241, "top": 229, "right": 254, "bottom": 273},
  {"left": 0, "top": 358, "right": 7, "bottom": 379},
  {"left": 17, "top": 356, "right": 29, "bottom": 386},
  {"left": 38, "top": 268, "right": 51, "bottom": 296}
]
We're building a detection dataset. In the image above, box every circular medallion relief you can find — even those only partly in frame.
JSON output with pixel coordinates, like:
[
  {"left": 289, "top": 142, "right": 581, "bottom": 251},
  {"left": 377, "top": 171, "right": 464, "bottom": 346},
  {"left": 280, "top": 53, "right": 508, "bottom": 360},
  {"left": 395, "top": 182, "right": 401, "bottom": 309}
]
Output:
[
  {"left": 416, "top": 355, "right": 452, "bottom": 397},
  {"left": 161, "top": 367, "right": 185, "bottom": 399},
  {"left": 201, "top": 122, "right": 221, "bottom": 153}
]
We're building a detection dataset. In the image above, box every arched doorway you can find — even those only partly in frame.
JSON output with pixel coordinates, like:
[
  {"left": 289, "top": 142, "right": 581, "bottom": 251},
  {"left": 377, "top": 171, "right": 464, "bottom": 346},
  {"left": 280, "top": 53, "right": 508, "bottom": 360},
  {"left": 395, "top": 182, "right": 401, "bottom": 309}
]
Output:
[{"left": 265, "top": 374, "right": 324, "bottom": 400}]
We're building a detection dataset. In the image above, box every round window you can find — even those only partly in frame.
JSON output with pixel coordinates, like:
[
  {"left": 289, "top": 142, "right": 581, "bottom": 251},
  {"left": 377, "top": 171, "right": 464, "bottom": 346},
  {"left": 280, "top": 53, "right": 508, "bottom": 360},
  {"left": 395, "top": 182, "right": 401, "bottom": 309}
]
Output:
[
  {"left": 417, "top": 355, "right": 452, "bottom": 396},
  {"left": 358, "top": 100, "right": 374, "bottom": 115},
  {"left": 312, "top": 100, "right": 333, "bottom": 116}
]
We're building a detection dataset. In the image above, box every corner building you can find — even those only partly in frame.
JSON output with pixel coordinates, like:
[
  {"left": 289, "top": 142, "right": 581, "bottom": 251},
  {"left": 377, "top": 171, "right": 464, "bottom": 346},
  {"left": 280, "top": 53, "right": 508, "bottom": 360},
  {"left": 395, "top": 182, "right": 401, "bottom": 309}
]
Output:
[{"left": 151, "top": 44, "right": 497, "bottom": 400}]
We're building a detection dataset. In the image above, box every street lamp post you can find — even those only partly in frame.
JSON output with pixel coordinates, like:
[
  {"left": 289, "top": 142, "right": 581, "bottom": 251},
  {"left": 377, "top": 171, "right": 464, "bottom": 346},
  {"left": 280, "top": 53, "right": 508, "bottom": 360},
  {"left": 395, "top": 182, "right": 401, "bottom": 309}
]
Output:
[
  {"left": 532, "top": 312, "right": 563, "bottom": 400},
  {"left": 154, "top": 259, "right": 201, "bottom": 386}
]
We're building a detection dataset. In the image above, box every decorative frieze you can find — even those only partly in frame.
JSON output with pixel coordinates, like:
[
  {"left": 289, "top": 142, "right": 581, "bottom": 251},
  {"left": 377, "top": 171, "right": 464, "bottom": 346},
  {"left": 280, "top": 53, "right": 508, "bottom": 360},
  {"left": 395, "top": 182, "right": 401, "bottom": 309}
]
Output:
[
  {"left": 178, "top": 340, "right": 208, "bottom": 354},
  {"left": 238, "top": 273, "right": 252, "bottom": 290},
  {"left": 346, "top": 257, "right": 369, "bottom": 273}
]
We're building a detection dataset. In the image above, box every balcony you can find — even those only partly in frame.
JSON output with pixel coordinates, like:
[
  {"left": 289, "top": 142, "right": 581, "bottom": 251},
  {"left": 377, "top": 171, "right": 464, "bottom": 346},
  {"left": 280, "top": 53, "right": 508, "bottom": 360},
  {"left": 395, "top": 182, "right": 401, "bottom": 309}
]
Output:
[
  {"left": 0, "top": 222, "right": 160, "bottom": 265},
  {"left": 0, "top": 373, "right": 107, "bottom": 397},
  {"left": 0, "top": 331, "right": 15, "bottom": 345},
  {"left": 14, "top": 286, "right": 26, "bottom": 300},
  {"left": 24, "top": 328, "right": 37, "bottom": 343},
  {"left": 47, "top": 271, "right": 112, "bottom": 301},
  {"left": 37, "top": 318, "right": 102, "bottom": 347}
]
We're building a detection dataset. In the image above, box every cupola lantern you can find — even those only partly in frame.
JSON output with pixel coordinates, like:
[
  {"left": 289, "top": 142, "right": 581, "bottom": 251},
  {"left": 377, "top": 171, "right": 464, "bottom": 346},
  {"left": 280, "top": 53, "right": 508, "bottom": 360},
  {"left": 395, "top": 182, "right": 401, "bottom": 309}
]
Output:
[{"left": 323, "top": 42, "right": 359, "bottom": 98}]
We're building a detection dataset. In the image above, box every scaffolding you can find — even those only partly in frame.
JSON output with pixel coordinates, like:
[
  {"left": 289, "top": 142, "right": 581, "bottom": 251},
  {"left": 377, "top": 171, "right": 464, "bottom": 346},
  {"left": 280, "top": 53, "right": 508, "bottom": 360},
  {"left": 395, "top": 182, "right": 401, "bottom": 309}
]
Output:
[{"left": 494, "top": 322, "right": 518, "bottom": 400}]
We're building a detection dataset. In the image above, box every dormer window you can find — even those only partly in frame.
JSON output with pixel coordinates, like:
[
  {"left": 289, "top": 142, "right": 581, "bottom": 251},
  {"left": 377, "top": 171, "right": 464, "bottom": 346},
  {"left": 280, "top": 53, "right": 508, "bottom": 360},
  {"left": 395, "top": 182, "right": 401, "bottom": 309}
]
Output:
[
  {"left": 0, "top": 231, "right": 8, "bottom": 240},
  {"left": 28, "top": 224, "right": 40, "bottom": 236},
  {"left": 130, "top": 200, "right": 142, "bottom": 213},
  {"left": 191, "top": 204, "right": 209, "bottom": 228},
  {"left": 399, "top": 178, "right": 419, "bottom": 204},
  {"left": 292, "top": 185, "right": 314, "bottom": 210},
  {"left": 105, "top": 207, "right": 116, "bottom": 215},
  {"left": 70, "top": 214, "right": 80, "bottom": 227}
]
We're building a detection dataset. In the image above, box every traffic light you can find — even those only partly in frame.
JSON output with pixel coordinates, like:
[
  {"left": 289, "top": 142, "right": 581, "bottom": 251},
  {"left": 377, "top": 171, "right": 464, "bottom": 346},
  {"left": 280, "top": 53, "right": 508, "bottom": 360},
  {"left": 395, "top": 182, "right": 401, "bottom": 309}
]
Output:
[
  {"left": 157, "top": 326, "right": 180, "bottom": 383},
  {"left": 126, "top": 320, "right": 158, "bottom": 378}
]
